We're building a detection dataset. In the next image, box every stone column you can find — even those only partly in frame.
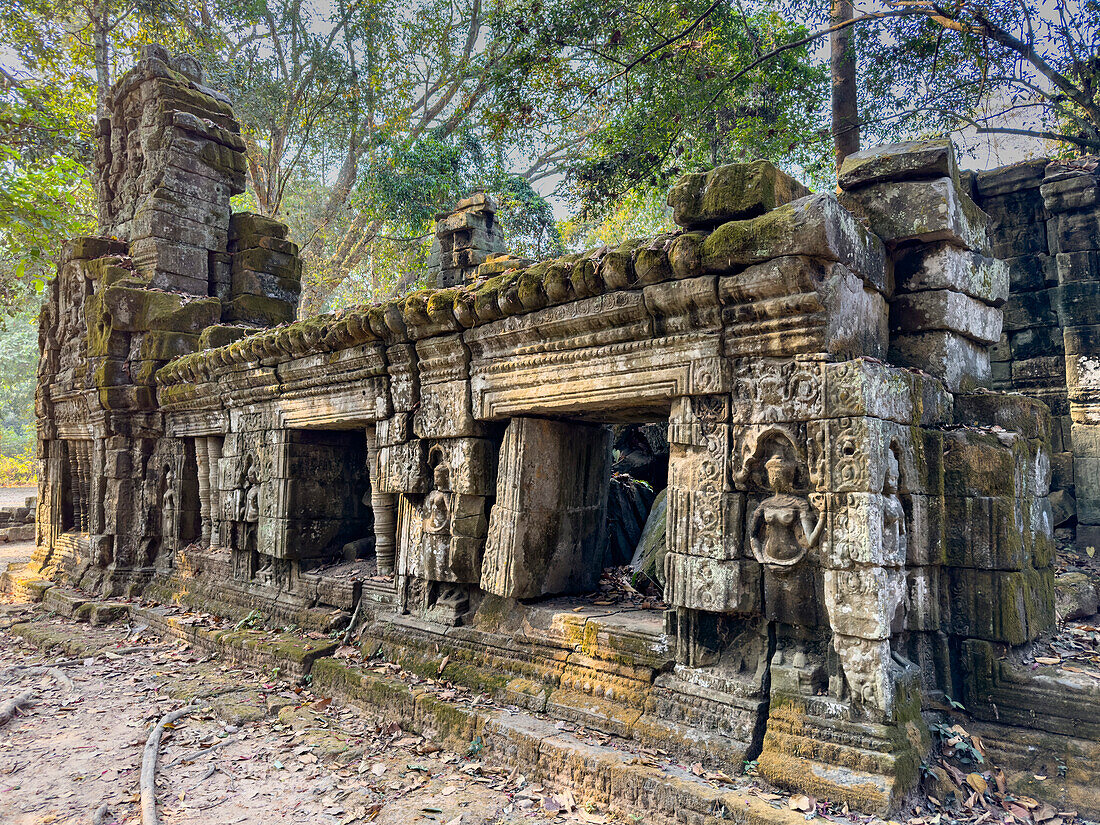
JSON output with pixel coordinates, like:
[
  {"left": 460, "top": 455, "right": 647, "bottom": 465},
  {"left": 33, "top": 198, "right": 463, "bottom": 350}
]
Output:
[
  {"left": 365, "top": 429, "right": 397, "bottom": 575},
  {"left": 195, "top": 437, "right": 212, "bottom": 544},
  {"left": 1043, "top": 159, "right": 1100, "bottom": 553}
]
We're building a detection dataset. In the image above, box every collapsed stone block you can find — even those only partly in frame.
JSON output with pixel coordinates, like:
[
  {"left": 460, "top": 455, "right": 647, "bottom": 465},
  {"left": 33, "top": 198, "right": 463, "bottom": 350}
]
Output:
[
  {"left": 840, "top": 177, "right": 990, "bottom": 252},
  {"left": 668, "top": 159, "right": 811, "bottom": 228},
  {"left": 838, "top": 138, "right": 958, "bottom": 190}
]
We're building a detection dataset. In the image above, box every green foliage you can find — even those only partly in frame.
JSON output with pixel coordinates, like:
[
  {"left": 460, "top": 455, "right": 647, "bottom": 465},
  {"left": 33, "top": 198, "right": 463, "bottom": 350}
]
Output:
[
  {"left": 0, "top": 308, "right": 39, "bottom": 483},
  {"left": 512, "top": 0, "right": 831, "bottom": 209},
  {"left": 560, "top": 187, "right": 675, "bottom": 252}
]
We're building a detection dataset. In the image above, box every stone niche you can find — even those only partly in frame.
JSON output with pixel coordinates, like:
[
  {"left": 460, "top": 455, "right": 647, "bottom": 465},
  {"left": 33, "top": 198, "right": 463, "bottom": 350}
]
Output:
[{"left": 221, "top": 428, "right": 372, "bottom": 586}]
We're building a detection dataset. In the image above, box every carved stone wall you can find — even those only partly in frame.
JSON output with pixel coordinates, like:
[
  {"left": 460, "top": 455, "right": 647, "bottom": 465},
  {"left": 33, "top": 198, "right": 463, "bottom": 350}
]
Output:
[{"left": 32, "top": 49, "right": 1093, "bottom": 816}]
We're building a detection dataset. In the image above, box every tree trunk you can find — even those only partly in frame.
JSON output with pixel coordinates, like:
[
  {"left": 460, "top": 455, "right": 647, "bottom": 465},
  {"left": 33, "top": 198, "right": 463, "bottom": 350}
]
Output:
[
  {"left": 830, "top": 0, "right": 859, "bottom": 171},
  {"left": 92, "top": 2, "right": 111, "bottom": 122}
]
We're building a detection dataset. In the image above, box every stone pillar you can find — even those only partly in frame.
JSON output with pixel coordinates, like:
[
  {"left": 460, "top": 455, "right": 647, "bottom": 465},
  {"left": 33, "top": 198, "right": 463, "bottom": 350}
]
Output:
[
  {"left": 1043, "top": 158, "right": 1100, "bottom": 552},
  {"left": 205, "top": 436, "right": 223, "bottom": 547},
  {"left": 838, "top": 139, "right": 1006, "bottom": 393},
  {"left": 224, "top": 213, "right": 299, "bottom": 325},
  {"left": 480, "top": 417, "right": 610, "bottom": 599},
  {"left": 98, "top": 44, "right": 246, "bottom": 296},
  {"left": 365, "top": 429, "right": 397, "bottom": 575},
  {"left": 664, "top": 394, "right": 758, "bottom": 666}
]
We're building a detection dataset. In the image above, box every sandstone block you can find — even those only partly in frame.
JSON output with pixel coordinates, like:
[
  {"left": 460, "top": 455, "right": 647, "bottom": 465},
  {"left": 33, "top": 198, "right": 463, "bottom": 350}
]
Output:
[
  {"left": 1050, "top": 488, "right": 1076, "bottom": 526},
  {"left": 222, "top": 294, "right": 296, "bottom": 326},
  {"left": 1056, "top": 250, "right": 1100, "bottom": 283},
  {"left": 1041, "top": 171, "right": 1099, "bottom": 213},
  {"left": 664, "top": 553, "right": 759, "bottom": 613},
  {"left": 233, "top": 246, "right": 301, "bottom": 280},
  {"left": 229, "top": 212, "right": 288, "bottom": 241},
  {"left": 1003, "top": 254, "right": 1056, "bottom": 291},
  {"left": 135, "top": 330, "right": 201, "bottom": 361},
  {"left": 667, "top": 160, "right": 810, "bottom": 228},
  {"left": 942, "top": 429, "right": 1023, "bottom": 498},
  {"left": 838, "top": 139, "right": 957, "bottom": 190},
  {"left": 65, "top": 236, "right": 130, "bottom": 261},
  {"left": 719, "top": 256, "right": 888, "bottom": 358},
  {"left": 702, "top": 193, "right": 886, "bottom": 287},
  {"left": 945, "top": 567, "right": 1051, "bottom": 645},
  {"left": 894, "top": 243, "right": 1008, "bottom": 306},
  {"left": 1048, "top": 210, "right": 1100, "bottom": 254},
  {"left": 824, "top": 567, "right": 907, "bottom": 640},
  {"left": 974, "top": 158, "right": 1048, "bottom": 198},
  {"left": 979, "top": 187, "right": 1048, "bottom": 228},
  {"left": 1002, "top": 288, "right": 1056, "bottom": 331},
  {"left": 1054, "top": 572, "right": 1098, "bottom": 621},
  {"left": 943, "top": 496, "right": 1028, "bottom": 570},
  {"left": 841, "top": 177, "right": 989, "bottom": 252},
  {"left": 1010, "top": 325, "right": 1064, "bottom": 360},
  {"left": 889, "top": 289, "right": 1002, "bottom": 345},
  {"left": 1053, "top": 281, "right": 1100, "bottom": 327},
  {"left": 888, "top": 331, "right": 990, "bottom": 392},
  {"left": 988, "top": 223, "right": 1048, "bottom": 259},
  {"left": 231, "top": 268, "right": 301, "bottom": 303},
  {"left": 129, "top": 236, "right": 209, "bottom": 278},
  {"left": 953, "top": 391, "right": 1051, "bottom": 439}
]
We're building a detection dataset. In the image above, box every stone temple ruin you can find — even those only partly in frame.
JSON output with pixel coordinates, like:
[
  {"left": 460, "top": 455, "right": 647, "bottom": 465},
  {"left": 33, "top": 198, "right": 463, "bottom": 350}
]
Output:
[{"left": 15, "top": 46, "right": 1100, "bottom": 818}]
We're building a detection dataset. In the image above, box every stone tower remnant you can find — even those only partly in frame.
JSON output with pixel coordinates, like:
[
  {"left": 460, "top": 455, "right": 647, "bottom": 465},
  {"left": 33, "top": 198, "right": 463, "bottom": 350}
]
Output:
[
  {"left": 428, "top": 193, "right": 507, "bottom": 287},
  {"left": 20, "top": 49, "right": 1100, "bottom": 820}
]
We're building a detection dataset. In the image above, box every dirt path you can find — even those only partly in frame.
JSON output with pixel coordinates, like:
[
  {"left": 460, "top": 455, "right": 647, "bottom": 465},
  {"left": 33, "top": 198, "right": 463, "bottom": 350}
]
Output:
[{"left": 0, "top": 609, "right": 618, "bottom": 825}]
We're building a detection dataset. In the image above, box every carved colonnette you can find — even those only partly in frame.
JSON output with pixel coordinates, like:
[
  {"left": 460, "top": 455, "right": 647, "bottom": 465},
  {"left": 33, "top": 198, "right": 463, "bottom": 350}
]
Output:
[{"left": 32, "top": 52, "right": 1089, "bottom": 816}]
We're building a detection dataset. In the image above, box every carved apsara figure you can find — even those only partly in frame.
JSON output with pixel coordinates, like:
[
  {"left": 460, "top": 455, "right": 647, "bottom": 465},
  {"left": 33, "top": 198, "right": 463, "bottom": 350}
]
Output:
[
  {"left": 161, "top": 465, "right": 177, "bottom": 553},
  {"left": 749, "top": 451, "right": 823, "bottom": 568},
  {"left": 882, "top": 448, "right": 907, "bottom": 564},
  {"left": 424, "top": 459, "right": 452, "bottom": 536}
]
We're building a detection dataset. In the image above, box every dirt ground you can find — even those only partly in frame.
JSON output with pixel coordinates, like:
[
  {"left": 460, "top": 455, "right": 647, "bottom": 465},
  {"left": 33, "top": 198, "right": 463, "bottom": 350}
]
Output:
[{"left": 0, "top": 606, "right": 623, "bottom": 825}]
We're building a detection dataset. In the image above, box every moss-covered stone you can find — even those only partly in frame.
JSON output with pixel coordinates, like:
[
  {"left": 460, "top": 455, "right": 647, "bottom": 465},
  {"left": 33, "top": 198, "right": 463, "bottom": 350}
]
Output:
[
  {"left": 223, "top": 294, "right": 295, "bottom": 326},
  {"left": 668, "top": 160, "right": 811, "bottom": 229}
]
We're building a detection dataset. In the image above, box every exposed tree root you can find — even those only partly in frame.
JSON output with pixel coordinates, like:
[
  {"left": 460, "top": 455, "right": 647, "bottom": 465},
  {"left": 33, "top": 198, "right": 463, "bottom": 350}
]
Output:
[
  {"left": 0, "top": 692, "right": 34, "bottom": 726},
  {"left": 140, "top": 704, "right": 196, "bottom": 825},
  {"left": 341, "top": 597, "right": 363, "bottom": 646}
]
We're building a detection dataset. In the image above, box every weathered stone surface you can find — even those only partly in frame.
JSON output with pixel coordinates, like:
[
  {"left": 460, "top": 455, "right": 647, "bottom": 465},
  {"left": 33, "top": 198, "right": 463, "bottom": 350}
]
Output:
[
  {"left": 840, "top": 177, "right": 990, "bottom": 252},
  {"left": 719, "top": 256, "right": 888, "bottom": 358},
  {"left": 1042, "top": 171, "right": 1099, "bottom": 214},
  {"left": 222, "top": 294, "right": 296, "bottom": 325},
  {"left": 975, "top": 158, "right": 1048, "bottom": 198},
  {"left": 838, "top": 138, "right": 958, "bottom": 190},
  {"left": 629, "top": 487, "right": 667, "bottom": 588},
  {"left": 1048, "top": 210, "right": 1100, "bottom": 254},
  {"left": 480, "top": 417, "right": 609, "bottom": 599},
  {"left": 702, "top": 193, "right": 887, "bottom": 286},
  {"left": 894, "top": 243, "right": 1008, "bottom": 305},
  {"left": 1054, "top": 572, "right": 1098, "bottom": 620},
  {"left": 889, "top": 330, "right": 991, "bottom": 392},
  {"left": 889, "top": 289, "right": 1003, "bottom": 345},
  {"left": 668, "top": 160, "right": 811, "bottom": 228}
]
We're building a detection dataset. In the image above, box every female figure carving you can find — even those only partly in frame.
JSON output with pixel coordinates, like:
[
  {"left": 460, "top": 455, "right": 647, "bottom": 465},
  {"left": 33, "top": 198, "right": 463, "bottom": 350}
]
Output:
[{"left": 749, "top": 451, "right": 823, "bottom": 568}]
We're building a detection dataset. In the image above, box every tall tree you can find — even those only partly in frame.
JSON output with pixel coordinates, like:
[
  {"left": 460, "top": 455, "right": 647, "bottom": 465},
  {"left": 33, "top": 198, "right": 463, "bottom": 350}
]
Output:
[{"left": 829, "top": 0, "right": 857, "bottom": 168}]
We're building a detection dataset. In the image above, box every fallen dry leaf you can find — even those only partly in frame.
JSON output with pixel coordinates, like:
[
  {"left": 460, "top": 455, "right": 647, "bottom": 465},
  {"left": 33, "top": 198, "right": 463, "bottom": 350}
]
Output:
[{"left": 966, "top": 772, "right": 988, "bottom": 794}]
